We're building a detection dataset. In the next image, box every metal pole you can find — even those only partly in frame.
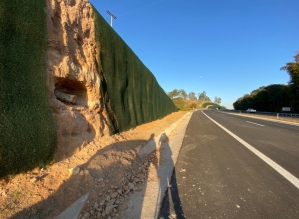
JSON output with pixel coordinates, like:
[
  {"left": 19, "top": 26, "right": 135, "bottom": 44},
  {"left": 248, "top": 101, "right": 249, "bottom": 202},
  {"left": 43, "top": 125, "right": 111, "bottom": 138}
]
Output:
[{"left": 106, "top": 10, "right": 117, "bottom": 28}]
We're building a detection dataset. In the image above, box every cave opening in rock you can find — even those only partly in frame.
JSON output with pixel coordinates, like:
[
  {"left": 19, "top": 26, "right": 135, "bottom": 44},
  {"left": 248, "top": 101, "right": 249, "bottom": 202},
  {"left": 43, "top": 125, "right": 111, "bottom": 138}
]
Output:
[{"left": 54, "top": 77, "right": 87, "bottom": 106}]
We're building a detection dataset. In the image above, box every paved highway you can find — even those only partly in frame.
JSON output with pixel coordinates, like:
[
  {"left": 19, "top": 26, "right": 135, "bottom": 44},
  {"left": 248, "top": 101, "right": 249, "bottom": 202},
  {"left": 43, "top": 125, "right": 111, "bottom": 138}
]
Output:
[{"left": 159, "top": 110, "right": 299, "bottom": 219}]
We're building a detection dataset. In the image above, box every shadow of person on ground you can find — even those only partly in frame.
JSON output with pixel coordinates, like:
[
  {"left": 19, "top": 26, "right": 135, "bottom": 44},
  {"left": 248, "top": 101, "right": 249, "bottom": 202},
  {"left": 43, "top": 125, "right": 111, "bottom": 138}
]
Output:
[
  {"left": 158, "top": 169, "right": 185, "bottom": 219},
  {"left": 9, "top": 136, "right": 154, "bottom": 219},
  {"left": 157, "top": 133, "right": 185, "bottom": 219},
  {"left": 117, "top": 133, "right": 158, "bottom": 218},
  {"left": 122, "top": 133, "right": 185, "bottom": 219},
  {"left": 9, "top": 132, "right": 184, "bottom": 219}
]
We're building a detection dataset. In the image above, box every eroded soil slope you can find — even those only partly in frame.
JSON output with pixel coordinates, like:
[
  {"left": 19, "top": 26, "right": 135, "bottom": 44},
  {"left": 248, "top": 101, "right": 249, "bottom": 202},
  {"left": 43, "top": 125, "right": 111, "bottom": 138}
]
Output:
[{"left": 0, "top": 111, "right": 186, "bottom": 219}]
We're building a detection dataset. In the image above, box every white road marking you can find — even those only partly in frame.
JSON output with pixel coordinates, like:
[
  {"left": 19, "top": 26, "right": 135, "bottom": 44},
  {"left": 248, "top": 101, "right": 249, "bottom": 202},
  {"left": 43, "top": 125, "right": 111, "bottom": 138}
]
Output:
[
  {"left": 222, "top": 112, "right": 299, "bottom": 127},
  {"left": 246, "top": 121, "right": 264, "bottom": 126},
  {"left": 202, "top": 111, "right": 299, "bottom": 190}
]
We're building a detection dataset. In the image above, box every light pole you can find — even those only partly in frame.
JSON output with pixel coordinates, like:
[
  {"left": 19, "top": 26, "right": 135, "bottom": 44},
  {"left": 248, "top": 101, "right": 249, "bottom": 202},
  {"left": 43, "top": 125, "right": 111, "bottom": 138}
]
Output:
[{"left": 106, "top": 10, "right": 117, "bottom": 27}]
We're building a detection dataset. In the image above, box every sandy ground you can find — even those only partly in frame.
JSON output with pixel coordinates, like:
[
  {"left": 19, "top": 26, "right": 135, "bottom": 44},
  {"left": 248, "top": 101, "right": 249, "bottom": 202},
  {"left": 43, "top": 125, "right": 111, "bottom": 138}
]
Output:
[{"left": 0, "top": 111, "right": 187, "bottom": 219}]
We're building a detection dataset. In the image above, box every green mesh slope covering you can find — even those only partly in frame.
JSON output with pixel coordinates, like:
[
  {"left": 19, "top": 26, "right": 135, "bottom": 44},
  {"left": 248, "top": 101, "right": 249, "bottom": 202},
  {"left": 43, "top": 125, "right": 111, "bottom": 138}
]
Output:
[
  {"left": 0, "top": 0, "right": 56, "bottom": 177},
  {"left": 92, "top": 7, "right": 177, "bottom": 134}
]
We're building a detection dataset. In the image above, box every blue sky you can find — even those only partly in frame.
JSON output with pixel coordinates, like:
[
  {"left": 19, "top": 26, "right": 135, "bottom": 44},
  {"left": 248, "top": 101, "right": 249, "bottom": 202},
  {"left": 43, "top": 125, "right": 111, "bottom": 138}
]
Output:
[{"left": 89, "top": 0, "right": 298, "bottom": 109}]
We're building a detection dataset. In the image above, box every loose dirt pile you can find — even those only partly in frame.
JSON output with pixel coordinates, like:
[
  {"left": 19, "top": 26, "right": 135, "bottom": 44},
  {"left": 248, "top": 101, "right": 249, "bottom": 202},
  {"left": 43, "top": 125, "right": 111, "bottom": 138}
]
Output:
[{"left": 0, "top": 111, "right": 186, "bottom": 219}]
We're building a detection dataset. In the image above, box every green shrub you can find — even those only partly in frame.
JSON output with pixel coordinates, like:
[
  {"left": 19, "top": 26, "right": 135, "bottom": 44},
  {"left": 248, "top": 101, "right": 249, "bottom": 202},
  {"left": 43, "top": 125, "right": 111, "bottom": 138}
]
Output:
[
  {"left": 92, "top": 6, "right": 177, "bottom": 133},
  {"left": 171, "top": 97, "right": 199, "bottom": 111},
  {"left": 0, "top": 0, "right": 56, "bottom": 177}
]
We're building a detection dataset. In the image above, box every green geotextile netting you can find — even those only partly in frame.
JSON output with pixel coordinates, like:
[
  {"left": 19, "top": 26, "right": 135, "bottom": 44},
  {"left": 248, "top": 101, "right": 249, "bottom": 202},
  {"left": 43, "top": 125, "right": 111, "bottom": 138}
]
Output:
[
  {"left": 0, "top": 0, "right": 56, "bottom": 177},
  {"left": 92, "top": 7, "right": 177, "bottom": 134}
]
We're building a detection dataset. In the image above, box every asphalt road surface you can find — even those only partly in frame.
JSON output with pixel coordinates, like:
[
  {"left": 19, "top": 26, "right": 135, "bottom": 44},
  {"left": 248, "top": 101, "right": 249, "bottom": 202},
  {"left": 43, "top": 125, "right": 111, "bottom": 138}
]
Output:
[
  {"left": 159, "top": 110, "right": 299, "bottom": 219},
  {"left": 227, "top": 111, "right": 299, "bottom": 123}
]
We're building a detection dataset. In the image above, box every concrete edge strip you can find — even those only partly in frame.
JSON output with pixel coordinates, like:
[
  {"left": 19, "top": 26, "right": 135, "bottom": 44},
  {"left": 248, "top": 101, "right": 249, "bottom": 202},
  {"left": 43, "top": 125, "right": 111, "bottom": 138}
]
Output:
[
  {"left": 202, "top": 111, "right": 299, "bottom": 190},
  {"left": 223, "top": 111, "right": 299, "bottom": 126},
  {"left": 57, "top": 112, "right": 193, "bottom": 219},
  {"left": 140, "top": 111, "right": 194, "bottom": 218},
  {"left": 138, "top": 112, "right": 193, "bottom": 156},
  {"left": 55, "top": 193, "right": 89, "bottom": 219},
  {"left": 155, "top": 112, "right": 193, "bottom": 213}
]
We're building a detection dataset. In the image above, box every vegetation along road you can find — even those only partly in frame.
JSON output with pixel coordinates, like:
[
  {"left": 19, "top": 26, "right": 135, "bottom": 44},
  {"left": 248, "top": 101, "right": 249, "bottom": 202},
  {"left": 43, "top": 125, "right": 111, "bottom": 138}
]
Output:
[{"left": 159, "top": 110, "right": 299, "bottom": 219}]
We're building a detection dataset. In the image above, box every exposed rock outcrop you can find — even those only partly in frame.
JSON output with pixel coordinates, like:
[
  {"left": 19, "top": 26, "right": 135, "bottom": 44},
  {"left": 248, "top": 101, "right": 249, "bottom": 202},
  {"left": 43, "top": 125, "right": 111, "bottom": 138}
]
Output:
[{"left": 46, "top": 0, "right": 108, "bottom": 159}]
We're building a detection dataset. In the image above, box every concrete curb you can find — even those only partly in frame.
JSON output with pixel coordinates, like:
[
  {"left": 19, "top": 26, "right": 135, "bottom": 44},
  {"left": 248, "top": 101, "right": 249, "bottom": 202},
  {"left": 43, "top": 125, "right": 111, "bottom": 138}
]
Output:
[
  {"left": 138, "top": 112, "right": 192, "bottom": 156},
  {"left": 55, "top": 193, "right": 89, "bottom": 219},
  {"left": 56, "top": 112, "right": 193, "bottom": 219},
  {"left": 122, "top": 111, "right": 193, "bottom": 219}
]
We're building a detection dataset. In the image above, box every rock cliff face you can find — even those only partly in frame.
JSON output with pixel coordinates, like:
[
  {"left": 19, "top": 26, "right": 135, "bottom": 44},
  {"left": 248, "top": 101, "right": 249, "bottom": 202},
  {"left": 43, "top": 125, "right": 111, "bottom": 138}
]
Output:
[{"left": 46, "top": 0, "right": 108, "bottom": 159}]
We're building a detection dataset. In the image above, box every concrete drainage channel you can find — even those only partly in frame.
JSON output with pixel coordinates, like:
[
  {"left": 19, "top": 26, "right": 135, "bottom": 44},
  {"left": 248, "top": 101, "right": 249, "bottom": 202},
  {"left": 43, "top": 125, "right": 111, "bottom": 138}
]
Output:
[{"left": 55, "top": 112, "right": 193, "bottom": 219}]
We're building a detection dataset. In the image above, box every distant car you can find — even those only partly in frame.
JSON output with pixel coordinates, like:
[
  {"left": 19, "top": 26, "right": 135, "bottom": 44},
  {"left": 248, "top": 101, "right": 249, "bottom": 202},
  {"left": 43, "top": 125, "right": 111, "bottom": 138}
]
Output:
[{"left": 246, "top": 108, "right": 256, "bottom": 113}]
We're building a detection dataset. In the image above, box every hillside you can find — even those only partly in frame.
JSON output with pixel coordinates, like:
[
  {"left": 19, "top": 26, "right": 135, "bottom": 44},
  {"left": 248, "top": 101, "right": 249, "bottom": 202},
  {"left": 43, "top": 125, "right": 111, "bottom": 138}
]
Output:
[
  {"left": 171, "top": 98, "right": 226, "bottom": 111},
  {"left": 0, "top": 111, "right": 187, "bottom": 219},
  {"left": 0, "top": 0, "right": 177, "bottom": 177},
  {"left": 171, "top": 98, "right": 199, "bottom": 110},
  {"left": 202, "top": 102, "right": 226, "bottom": 110}
]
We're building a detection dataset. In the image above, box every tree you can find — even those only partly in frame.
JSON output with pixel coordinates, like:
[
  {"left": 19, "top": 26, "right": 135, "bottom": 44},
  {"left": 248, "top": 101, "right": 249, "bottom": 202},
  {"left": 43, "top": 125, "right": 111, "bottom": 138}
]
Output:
[
  {"left": 190, "top": 102, "right": 197, "bottom": 109},
  {"left": 233, "top": 84, "right": 291, "bottom": 112},
  {"left": 198, "top": 91, "right": 206, "bottom": 101},
  {"left": 167, "top": 89, "right": 180, "bottom": 99},
  {"left": 179, "top": 89, "right": 188, "bottom": 100},
  {"left": 167, "top": 89, "right": 187, "bottom": 99},
  {"left": 214, "top": 96, "right": 221, "bottom": 105},
  {"left": 281, "top": 53, "right": 299, "bottom": 112},
  {"left": 198, "top": 91, "right": 211, "bottom": 102},
  {"left": 188, "top": 92, "right": 197, "bottom": 101}
]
